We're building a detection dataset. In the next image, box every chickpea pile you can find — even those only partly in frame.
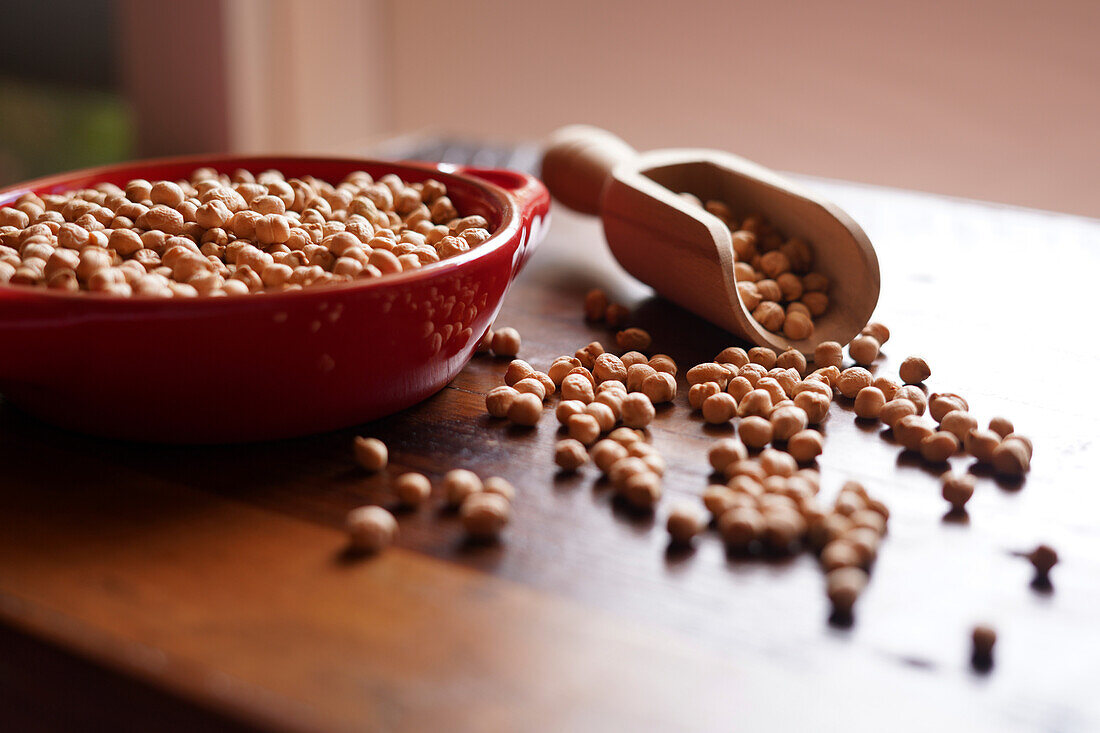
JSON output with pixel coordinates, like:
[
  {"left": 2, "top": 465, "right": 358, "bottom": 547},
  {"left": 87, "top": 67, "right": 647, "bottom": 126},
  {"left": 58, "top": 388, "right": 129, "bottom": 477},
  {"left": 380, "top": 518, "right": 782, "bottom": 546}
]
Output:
[
  {"left": 681, "top": 195, "right": 828, "bottom": 341},
  {"left": 0, "top": 167, "right": 491, "bottom": 297}
]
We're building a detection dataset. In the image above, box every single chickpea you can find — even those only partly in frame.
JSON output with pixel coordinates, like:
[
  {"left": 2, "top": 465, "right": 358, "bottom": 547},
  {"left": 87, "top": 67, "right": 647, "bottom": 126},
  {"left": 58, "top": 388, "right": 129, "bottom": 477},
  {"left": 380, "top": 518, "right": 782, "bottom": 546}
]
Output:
[
  {"left": 593, "top": 353, "right": 628, "bottom": 383},
  {"left": 666, "top": 502, "right": 707, "bottom": 545},
  {"left": 647, "top": 354, "right": 677, "bottom": 376},
  {"left": 899, "top": 356, "right": 932, "bottom": 384},
  {"left": 782, "top": 311, "right": 814, "bottom": 340},
  {"left": 707, "top": 438, "right": 748, "bottom": 473},
  {"left": 460, "top": 492, "right": 511, "bottom": 540},
  {"left": 939, "top": 410, "right": 978, "bottom": 442},
  {"left": 770, "top": 404, "right": 809, "bottom": 440},
  {"left": 512, "top": 377, "right": 547, "bottom": 402},
  {"left": 794, "top": 391, "right": 830, "bottom": 424},
  {"left": 615, "top": 327, "right": 652, "bottom": 352},
  {"left": 826, "top": 567, "right": 868, "bottom": 616},
  {"left": 608, "top": 456, "right": 650, "bottom": 491},
  {"left": 737, "top": 389, "right": 773, "bottom": 419},
  {"left": 853, "top": 386, "right": 886, "bottom": 419},
  {"left": 621, "top": 470, "right": 662, "bottom": 510},
  {"left": 836, "top": 367, "right": 873, "bottom": 399},
  {"left": 715, "top": 347, "right": 750, "bottom": 367},
  {"left": 991, "top": 440, "right": 1030, "bottom": 477},
  {"left": 574, "top": 341, "right": 605, "bottom": 369},
  {"left": 872, "top": 376, "right": 900, "bottom": 401},
  {"left": 725, "top": 375, "right": 753, "bottom": 403},
  {"left": 813, "top": 341, "right": 844, "bottom": 369},
  {"left": 752, "top": 301, "right": 785, "bottom": 331},
  {"left": 776, "top": 348, "right": 807, "bottom": 375},
  {"left": 353, "top": 436, "right": 388, "bottom": 472},
  {"left": 689, "top": 381, "right": 721, "bottom": 410},
  {"left": 491, "top": 327, "right": 521, "bottom": 357},
  {"left": 880, "top": 398, "right": 918, "bottom": 429},
  {"left": 748, "top": 347, "right": 777, "bottom": 369},
  {"left": 584, "top": 288, "right": 608, "bottom": 320},
  {"left": 971, "top": 625, "right": 997, "bottom": 669},
  {"left": 394, "top": 472, "right": 432, "bottom": 508},
  {"left": 821, "top": 539, "right": 862, "bottom": 571},
  {"left": 787, "top": 429, "right": 824, "bottom": 464},
  {"left": 893, "top": 414, "right": 934, "bottom": 451},
  {"left": 848, "top": 334, "right": 880, "bottom": 366},
  {"left": 940, "top": 471, "right": 975, "bottom": 512},
  {"left": 567, "top": 413, "right": 602, "bottom": 445},
  {"left": 927, "top": 392, "right": 969, "bottom": 422},
  {"left": 1027, "top": 544, "right": 1058, "bottom": 578},
  {"left": 620, "top": 392, "right": 656, "bottom": 429},
  {"left": 756, "top": 376, "right": 787, "bottom": 405},
  {"left": 561, "top": 373, "right": 595, "bottom": 403},
  {"left": 620, "top": 351, "right": 648, "bottom": 368},
  {"left": 548, "top": 356, "right": 582, "bottom": 385},
  {"left": 555, "top": 400, "right": 587, "bottom": 425},
  {"left": 566, "top": 366, "right": 596, "bottom": 388},
  {"left": 555, "top": 438, "right": 590, "bottom": 471},
  {"left": 591, "top": 439, "right": 629, "bottom": 473},
  {"left": 862, "top": 322, "right": 890, "bottom": 345},
  {"left": 738, "top": 416, "right": 774, "bottom": 449},
  {"left": 702, "top": 392, "right": 738, "bottom": 424},
  {"left": 687, "top": 362, "right": 731, "bottom": 388},
  {"left": 641, "top": 372, "right": 676, "bottom": 404},
  {"left": 988, "top": 416, "right": 1014, "bottom": 438},
  {"left": 1003, "top": 434, "right": 1032, "bottom": 460},
  {"left": 737, "top": 281, "right": 762, "bottom": 310},
  {"left": 718, "top": 507, "right": 765, "bottom": 551},
  {"left": 800, "top": 292, "right": 829, "bottom": 317},
  {"left": 443, "top": 469, "right": 483, "bottom": 507},
  {"left": 759, "top": 448, "right": 797, "bottom": 478},
  {"left": 585, "top": 402, "right": 616, "bottom": 433},
  {"left": 507, "top": 392, "right": 543, "bottom": 426},
  {"left": 605, "top": 303, "right": 630, "bottom": 328},
  {"left": 920, "top": 431, "right": 959, "bottom": 463},
  {"left": 964, "top": 429, "right": 1001, "bottom": 463},
  {"left": 150, "top": 180, "right": 185, "bottom": 208},
  {"left": 346, "top": 505, "right": 398, "bottom": 553},
  {"left": 607, "top": 427, "right": 644, "bottom": 446}
]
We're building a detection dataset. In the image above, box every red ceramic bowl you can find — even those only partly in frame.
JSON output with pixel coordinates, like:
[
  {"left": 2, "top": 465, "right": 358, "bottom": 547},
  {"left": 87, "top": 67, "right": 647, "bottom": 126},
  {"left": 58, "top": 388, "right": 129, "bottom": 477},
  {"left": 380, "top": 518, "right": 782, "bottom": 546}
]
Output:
[{"left": 0, "top": 155, "right": 550, "bottom": 442}]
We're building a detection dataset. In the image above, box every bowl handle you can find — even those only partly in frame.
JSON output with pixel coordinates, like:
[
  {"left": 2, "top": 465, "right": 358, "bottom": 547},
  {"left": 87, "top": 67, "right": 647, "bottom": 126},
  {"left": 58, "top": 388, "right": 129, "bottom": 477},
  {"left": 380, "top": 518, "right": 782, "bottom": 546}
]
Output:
[{"left": 455, "top": 166, "right": 550, "bottom": 272}]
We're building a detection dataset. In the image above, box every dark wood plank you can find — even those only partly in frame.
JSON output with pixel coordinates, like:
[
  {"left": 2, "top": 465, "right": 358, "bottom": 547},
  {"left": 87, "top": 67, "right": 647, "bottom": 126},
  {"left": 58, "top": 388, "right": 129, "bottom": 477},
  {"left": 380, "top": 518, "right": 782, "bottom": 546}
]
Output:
[{"left": 1, "top": 177, "right": 1098, "bottom": 731}]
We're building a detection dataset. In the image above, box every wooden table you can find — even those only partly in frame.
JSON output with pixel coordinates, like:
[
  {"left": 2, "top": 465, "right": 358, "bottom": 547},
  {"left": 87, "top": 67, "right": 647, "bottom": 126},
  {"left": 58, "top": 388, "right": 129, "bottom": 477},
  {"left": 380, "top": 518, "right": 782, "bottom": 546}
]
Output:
[{"left": 1, "top": 174, "right": 1098, "bottom": 732}]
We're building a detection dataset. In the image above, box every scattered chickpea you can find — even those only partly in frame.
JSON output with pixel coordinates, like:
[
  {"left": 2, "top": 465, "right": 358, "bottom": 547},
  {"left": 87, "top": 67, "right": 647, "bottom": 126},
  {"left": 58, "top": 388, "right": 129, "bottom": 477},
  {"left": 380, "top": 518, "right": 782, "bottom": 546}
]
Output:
[
  {"left": 689, "top": 381, "right": 722, "bottom": 410},
  {"left": 988, "top": 416, "right": 1014, "bottom": 438},
  {"left": 591, "top": 439, "right": 629, "bottom": 472},
  {"left": 739, "top": 416, "right": 774, "bottom": 449},
  {"left": 443, "top": 469, "right": 483, "bottom": 506},
  {"left": 971, "top": 624, "right": 997, "bottom": 669},
  {"left": 836, "top": 367, "right": 873, "bottom": 399},
  {"left": 615, "top": 327, "right": 652, "bottom": 352},
  {"left": 893, "top": 386, "right": 927, "bottom": 416},
  {"left": 715, "top": 347, "right": 750, "bottom": 367},
  {"left": 621, "top": 470, "right": 662, "bottom": 510},
  {"left": 814, "top": 341, "right": 844, "bottom": 369},
  {"left": 345, "top": 505, "right": 398, "bottom": 553},
  {"left": 513, "top": 377, "right": 547, "bottom": 401},
  {"left": 585, "top": 401, "right": 617, "bottom": 432},
  {"left": 872, "top": 376, "right": 900, "bottom": 401},
  {"left": 561, "top": 373, "right": 595, "bottom": 403},
  {"left": 941, "top": 472, "right": 975, "bottom": 511},
  {"left": 776, "top": 348, "right": 807, "bottom": 375},
  {"left": 394, "top": 473, "right": 432, "bottom": 508},
  {"left": 666, "top": 502, "right": 707, "bottom": 545},
  {"left": 893, "top": 414, "right": 933, "bottom": 452},
  {"left": 605, "top": 303, "right": 630, "bottom": 328},
  {"left": 929, "top": 393, "right": 968, "bottom": 422},
  {"left": 770, "top": 405, "right": 808, "bottom": 441},
  {"left": 506, "top": 392, "right": 543, "bottom": 426},
  {"left": 899, "top": 356, "right": 931, "bottom": 384},
  {"left": 641, "top": 372, "right": 676, "bottom": 404},
  {"left": 826, "top": 567, "right": 868, "bottom": 617},
  {"left": 708, "top": 438, "right": 749, "bottom": 473},
  {"left": 491, "top": 328, "right": 522, "bottom": 357},
  {"left": 794, "top": 391, "right": 831, "bottom": 424},
  {"left": 620, "top": 392, "right": 656, "bottom": 429},
  {"left": 567, "top": 413, "right": 602, "bottom": 445},
  {"left": 920, "top": 431, "right": 959, "bottom": 463},
  {"left": 848, "top": 334, "right": 880, "bottom": 366},
  {"left": 353, "top": 436, "right": 388, "bottom": 472},
  {"left": 1026, "top": 544, "right": 1058, "bottom": 579},
  {"left": 702, "top": 392, "right": 738, "bottom": 424},
  {"left": 992, "top": 439, "right": 1030, "bottom": 477},
  {"left": 940, "top": 410, "right": 978, "bottom": 442},
  {"left": 584, "top": 288, "right": 608, "bottom": 321},
  {"left": 504, "top": 359, "right": 535, "bottom": 386},
  {"left": 555, "top": 438, "right": 590, "bottom": 471},
  {"left": 460, "top": 492, "right": 511, "bottom": 540},
  {"left": 747, "top": 347, "right": 777, "bottom": 369},
  {"left": 787, "top": 429, "right": 824, "bottom": 464},
  {"left": 965, "top": 429, "right": 1001, "bottom": 464},
  {"left": 861, "top": 322, "right": 890, "bottom": 345},
  {"left": 880, "top": 398, "right": 918, "bottom": 429},
  {"left": 853, "top": 386, "right": 886, "bottom": 420},
  {"left": 607, "top": 427, "right": 644, "bottom": 446},
  {"left": 593, "top": 353, "right": 628, "bottom": 383}
]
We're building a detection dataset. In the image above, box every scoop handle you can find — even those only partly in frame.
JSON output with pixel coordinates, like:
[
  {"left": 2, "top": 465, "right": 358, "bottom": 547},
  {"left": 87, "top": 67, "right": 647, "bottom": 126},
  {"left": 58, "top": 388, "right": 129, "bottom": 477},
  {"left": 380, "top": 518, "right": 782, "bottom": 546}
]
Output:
[{"left": 540, "top": 125, "right": 637, "bottom": 216}]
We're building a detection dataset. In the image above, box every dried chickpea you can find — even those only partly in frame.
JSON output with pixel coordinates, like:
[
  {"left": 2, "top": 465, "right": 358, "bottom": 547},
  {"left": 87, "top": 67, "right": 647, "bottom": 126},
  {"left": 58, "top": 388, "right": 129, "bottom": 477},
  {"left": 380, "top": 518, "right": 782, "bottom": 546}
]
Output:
[
  {"left": 770, "top": 404, "right": 808, "bottom": 440},
  {"left": 782, "top": 311, "right": 814, "bottom": 340},
  {"left": 513, "top": 377, "right": 547, "bottom": 401},
  {"left": 616, "top": 327, "right": 652, "bottom": 352},
  {"left": 893, "top": 415, "right": 933, "bottom": 451},
  {"left": 460, "top": 492, "right": 511, "bottom": 540},
  {"left": 872, "top": 376, "right": 900, "bottom": 401},
  {"left": 699, "top": 392, "right": 735, "bottom": 423},
  {"left": 593, "top": 353, "right": 628, "bottom": 383},
  {"left": 605, "top": 303, "right": 630, "bottom": 328},
  {"left": 988, "top": 416, "right": 1014, "bottom": 438},
  {"left": 794, "top": 391, "right": 830, "bottom": 424},
  {"left": 591, "top": 439, "right": 629, "bottom": 473},
  {"left": 574, "top": 341, "right": 605, "bottom": 370},
  {"left": 345, "top": 505, "right": 397, "bottom": 553},
  {"left": 826, "top": 567, "right": 868, "bottom": 616},
  {"left": 555, "top": 439, "right": 590, "bottom": 471},
  {"left": 561, "top": 373, "right": 595, "bottom": 403},
  {"left": 880, "top": 398, "right": 918, "bottom": 429},
  {"left": 641, "top": 372, "right": 676, "bottom": 404},
  {"left": 941, "top": 472, "right": 975, "bottom": 511},
  {"left": 847, "top": 334, "right": 880, "bottom": 366},
  {"left": 899, "top": 356, "right": 931, "bottom": 384},
  {"left": 748, "top": 347, "right": 777, "bottom": 369},
  {"left": 759, "top": 448, "right": 797, "bottom": 478},
  {"left": 715, "top": 347, "right": 750, "bottom": 367},
  {"left": 585, "top": 402, "right": 616, "bottom": 433},
  {"left": 620, "top": 351, "right": 648, "bottom": 368},
  {"left": 776, "top": 348, "right": 807, "bottom": 376},
  {"left": 567, "top": 413, "right": 602, "bottom": 446},
  {"left": 929, "top": 393, "right": 969, "bottom": 422},
  {"left": 353, "top": 436, "right": 388, "bottom": 472},
  {"left": 620, "top": 392, "right": 656, "bottom": 429},
  {"left": 814, "top": 341, "right": 844, "bottom": 369},
  {"left": 992, "top": 440, "right": 1030, "bottom": 477},
  {"left": 821, "top": 539, "right": 861, "bottom": 571},
  {"left": 485, "top": 385, "right": 519, "bottom": 418},
  {"left": 689, "top": 381, "right": 722, "bottom": 410},
  {"left": 648, "top": 354, "right": 677, "bottom": 376},
  {"left": 861, "top": 322, "right": 890, "bottom": 345},
  {"left": 555, "top": 400, "right": 587, "bottom": 425},
  {"left": 836, "top": 367, "right": 873, "bottom": 399},
  {"left": 752, "top": 301, "right": 785, "bottom": 331},
  {"left": 584, "top": 288, "right": 608, "bottom": 320},
  {"left": 1027, "top": 544, "right": 1058, "bottom": 577},
  {"left": 718, "top": 507, "right": 765, "bottom": 550},
  {"left": 853, "top": 387, "right": 886, "bottom": 419},
  {"left": 708, "top": 438, "right": 749, "bottom": 473},
  {"left": 971, "top": 625, "right": 996, "bottom": 669},
  {"left": 739, "top": 416, "right": 774, "bottom": 449},
  {"left": 548, "top": 356, "right": 582, "bottom": 385},
  {"left": 607, "top": 427, "right": 644, "bottom": 446},
  {"left": 920, "top": 431, "right": 959, "bottom": 463},
  {"left": 965, "top": 429, "right": 1001, "bottom": 464},
  {"left": 687, "top": 362, "right": 730, "bottom": 388},
  {"left": 394, "top": 473, "right": 432, "bottom": 508},
  {"left": 621, "top": 470, "right": 662, "bottom": 510},
  {"left": 940, "top": 410, "right": 978, "bottom": 442},
  {"left": 666, "top": 502, "right": 707, "bottom": 545},
  {"left": 507, "top": 392, "right": 543, "bottom": 426},
  {"left": 787, "top": 429, "right": 824, "bottom": 464},
  {"left": 491, "top": 327, "right": 521, "bottom": 357},
  {"left": 444, "top": 469, "right": 483, "bottom": 506},
  {"left": 504, "top": 359, "right": 535, "bottom": 386}
]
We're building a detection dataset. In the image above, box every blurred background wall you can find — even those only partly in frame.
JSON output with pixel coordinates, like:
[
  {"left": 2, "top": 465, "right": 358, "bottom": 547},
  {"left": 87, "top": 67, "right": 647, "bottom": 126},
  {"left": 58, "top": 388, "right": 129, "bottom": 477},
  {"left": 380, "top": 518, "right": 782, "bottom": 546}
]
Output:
[{"left": 0, "top": 0, "right": 1097, "bottom": 217}]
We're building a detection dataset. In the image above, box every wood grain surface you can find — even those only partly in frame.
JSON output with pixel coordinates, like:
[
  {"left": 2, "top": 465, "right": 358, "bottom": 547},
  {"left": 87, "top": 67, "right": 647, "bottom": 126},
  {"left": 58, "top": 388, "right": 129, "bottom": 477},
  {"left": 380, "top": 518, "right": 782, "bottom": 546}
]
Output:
[{"left": 1, "top": 177, "right": 1099, "bottom": 732}]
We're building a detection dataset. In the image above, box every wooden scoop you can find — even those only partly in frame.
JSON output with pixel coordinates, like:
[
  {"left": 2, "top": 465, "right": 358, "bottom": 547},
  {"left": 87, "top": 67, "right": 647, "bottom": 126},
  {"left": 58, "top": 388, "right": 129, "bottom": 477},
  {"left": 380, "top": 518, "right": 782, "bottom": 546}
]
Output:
[{"left": 541, "top": 125, "right": 880, "bottom": 354}]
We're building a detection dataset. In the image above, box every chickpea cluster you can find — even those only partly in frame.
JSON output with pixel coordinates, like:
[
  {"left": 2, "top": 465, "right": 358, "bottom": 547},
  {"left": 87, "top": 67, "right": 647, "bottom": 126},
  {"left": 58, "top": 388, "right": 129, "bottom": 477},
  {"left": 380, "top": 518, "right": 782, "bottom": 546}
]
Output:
[
  {"left": 680, "top": 195, "right": 829, "bottom": 341},
  {"left": 0, "top": 167, "right": 491, "bottom": 297}
]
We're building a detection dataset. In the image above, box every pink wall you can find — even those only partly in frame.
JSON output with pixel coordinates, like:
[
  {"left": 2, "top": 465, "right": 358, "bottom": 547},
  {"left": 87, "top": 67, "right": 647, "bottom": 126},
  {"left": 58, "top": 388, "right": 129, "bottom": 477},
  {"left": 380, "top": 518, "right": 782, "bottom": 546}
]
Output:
[{"left": 390, "top": 0, "right": 1100, "bottom": 217}]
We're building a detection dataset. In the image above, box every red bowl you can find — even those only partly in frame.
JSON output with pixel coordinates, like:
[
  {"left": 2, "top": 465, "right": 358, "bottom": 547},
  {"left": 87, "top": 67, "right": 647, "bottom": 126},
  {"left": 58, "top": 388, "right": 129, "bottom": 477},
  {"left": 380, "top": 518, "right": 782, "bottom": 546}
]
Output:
[{"left": 0, "top": 155, "right": 550, "bottom": 442}]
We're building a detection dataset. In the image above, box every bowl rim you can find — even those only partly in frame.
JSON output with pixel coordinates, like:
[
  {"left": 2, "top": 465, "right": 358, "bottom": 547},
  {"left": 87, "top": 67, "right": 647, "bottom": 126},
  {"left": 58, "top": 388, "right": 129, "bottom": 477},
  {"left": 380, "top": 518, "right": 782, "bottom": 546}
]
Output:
[{"left": 0, "top": 153, "right": 526, "bottom": 307}]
